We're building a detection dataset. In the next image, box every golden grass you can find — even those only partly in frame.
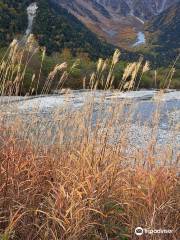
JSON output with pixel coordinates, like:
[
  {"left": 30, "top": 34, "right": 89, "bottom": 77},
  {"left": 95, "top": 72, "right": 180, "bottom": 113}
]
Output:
[
  {"left": 0, "top": 38, "right": 179, "bottom": 239},
  {"left": 0, "top": 124, "right": 179, "bottom": 239},
  {"left": 0, "top": 36, "right": 155, "bottom": 95}
]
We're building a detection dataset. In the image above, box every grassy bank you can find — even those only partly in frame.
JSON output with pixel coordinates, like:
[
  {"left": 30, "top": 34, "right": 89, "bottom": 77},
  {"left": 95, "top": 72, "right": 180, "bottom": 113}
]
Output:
[{"left": 0, "top": 36, "right": 180, "bottom": 94}]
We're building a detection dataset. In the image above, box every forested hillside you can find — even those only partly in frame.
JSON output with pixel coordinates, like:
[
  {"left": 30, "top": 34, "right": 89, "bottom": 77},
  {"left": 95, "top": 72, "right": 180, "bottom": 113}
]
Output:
[
  {"left": 33, "top": 0, "right": 115, "bottom": 58},
  {"left": 145, "top": 2, "right": 180, "bottom": 65},
  {"left": 0, "top": 0, "right": 116, "bottom": 59},
  {"left": 0, "top": 0, "right": 30, "bottom": 46}
]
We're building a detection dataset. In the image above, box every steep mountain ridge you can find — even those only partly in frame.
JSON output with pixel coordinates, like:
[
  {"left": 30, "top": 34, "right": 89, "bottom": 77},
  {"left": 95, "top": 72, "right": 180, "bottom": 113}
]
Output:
[
  {"left": 95, "top": 0, "right": 179, "bottom": 19},
  {"left": 145, "top": 1, "right": 180, "bottom": 64},
  {"left": 54, "top": 0, "right": 179, "bottom": 48}
]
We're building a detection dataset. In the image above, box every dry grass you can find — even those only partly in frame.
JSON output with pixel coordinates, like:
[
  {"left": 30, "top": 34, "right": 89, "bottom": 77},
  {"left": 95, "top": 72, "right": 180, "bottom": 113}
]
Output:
[
  {"left": 0, "top": 38, "right": 179, "bottom": 239},
  {"left": 0, "top": 125, "right": 179, "bottom": 239},
  {"left": 0, "top": 36, "right": 155, "bottom": 95}
]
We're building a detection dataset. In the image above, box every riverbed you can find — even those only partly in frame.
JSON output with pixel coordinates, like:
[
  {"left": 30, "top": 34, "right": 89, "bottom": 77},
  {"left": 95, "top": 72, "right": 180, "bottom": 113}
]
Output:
[
  {"left": 0, "top": 90, "right": 180, "bottom": 156},
  {"left": 133, "top": 32, "right": 146, "bottom": 46}
]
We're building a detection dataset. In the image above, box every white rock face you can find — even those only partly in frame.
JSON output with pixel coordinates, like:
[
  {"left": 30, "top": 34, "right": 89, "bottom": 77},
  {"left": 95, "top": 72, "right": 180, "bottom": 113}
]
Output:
[{"left": 25, "top": 2, "right": 38, "bottom": 37}]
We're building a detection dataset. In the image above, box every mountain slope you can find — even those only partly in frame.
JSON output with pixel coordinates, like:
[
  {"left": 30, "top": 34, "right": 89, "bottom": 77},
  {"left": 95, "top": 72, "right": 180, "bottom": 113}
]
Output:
[
  {"left": 33, "top": 0, "right": 116, "bottom": 58},
  {"left": 146, "top": 2, "right": 180, "bottom": 49},
  {"left": 0, "top": 0, "right": 29, "bottom": 46},
  {"left": 95, "top": 0, "right": 179, "bottom": 19},
  {"left": 54, "top": 0, "right": 179, "bottom": 48},
  {"left": 53, "top": 0, "right": 142, "bottom": 48},
  {"left": 0, "top": 0, "right": 116, "bottom": 59},
  {"left": 145, "top": 2, "right": 180, "bottom": 65}
]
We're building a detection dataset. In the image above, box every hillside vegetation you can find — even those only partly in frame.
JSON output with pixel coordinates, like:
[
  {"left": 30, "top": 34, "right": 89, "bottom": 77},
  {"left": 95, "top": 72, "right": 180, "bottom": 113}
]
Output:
[
  {"left": 0, "top": 0, "right": 29, "bottom": 46},
  {"left": 0, "top": 0, "right": 116, "bottom": 59},
  {"left": 144, "top": 2, "right": 180, "bottom": 66},
  {"left": 33, "top": 0, "right": 117, "bottom": 58}
]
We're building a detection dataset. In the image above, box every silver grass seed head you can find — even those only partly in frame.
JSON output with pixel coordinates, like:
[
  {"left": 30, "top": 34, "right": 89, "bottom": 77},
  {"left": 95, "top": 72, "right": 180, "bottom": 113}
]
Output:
[
  {"left": 97, "top": 58, "right": 104, "bottom": 72},
  {"left": 142, "top": 61, "right": 150, "bottom": 73},
  {"left": 112, "top": 49, "right": 120, "bottom": 65},
  {"left": 10, "top": 39, "right": 18, "bottom": 48}
]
